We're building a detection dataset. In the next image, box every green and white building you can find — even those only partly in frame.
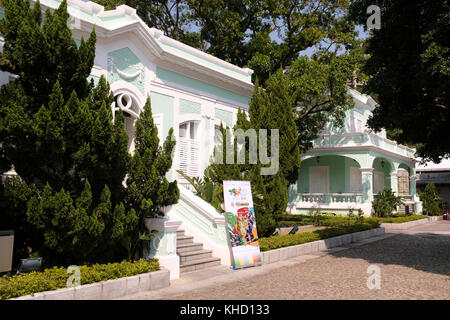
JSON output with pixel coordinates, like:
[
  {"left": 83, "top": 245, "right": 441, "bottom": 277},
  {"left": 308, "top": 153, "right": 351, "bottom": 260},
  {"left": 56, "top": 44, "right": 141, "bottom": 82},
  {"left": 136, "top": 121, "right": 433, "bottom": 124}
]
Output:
[
  {"left": 0, "top": 0, "right": 422, "bottom": 278},
  {"left": 288, "top": 88, "right": 422, "bottom": 216}
]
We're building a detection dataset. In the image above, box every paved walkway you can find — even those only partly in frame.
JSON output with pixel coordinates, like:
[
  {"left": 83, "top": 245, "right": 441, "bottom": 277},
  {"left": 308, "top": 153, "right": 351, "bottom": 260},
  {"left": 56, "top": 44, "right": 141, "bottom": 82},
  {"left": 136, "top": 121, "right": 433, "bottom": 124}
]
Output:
[{"left": 120, "top": 221, "right": 450, "bottom": 300}]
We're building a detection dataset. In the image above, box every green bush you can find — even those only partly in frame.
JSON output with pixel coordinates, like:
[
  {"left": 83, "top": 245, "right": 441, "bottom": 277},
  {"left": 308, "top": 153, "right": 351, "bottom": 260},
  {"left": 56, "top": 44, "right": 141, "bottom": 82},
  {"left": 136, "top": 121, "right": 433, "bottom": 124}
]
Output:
[
  {"left": 372, "top": 188, "right": 404, "bottom": 217},
  {"left": 366, "top": 215, "right": 427, "bottom": 224},
  {"left": 420, "top": 183, "right": 441, "bottom": 216},
  {"left": 0, "top": 259, "right": 159, "bottom": 300},
  {"left": 259, "top": 221, "right": 380, "bottom": 252}
]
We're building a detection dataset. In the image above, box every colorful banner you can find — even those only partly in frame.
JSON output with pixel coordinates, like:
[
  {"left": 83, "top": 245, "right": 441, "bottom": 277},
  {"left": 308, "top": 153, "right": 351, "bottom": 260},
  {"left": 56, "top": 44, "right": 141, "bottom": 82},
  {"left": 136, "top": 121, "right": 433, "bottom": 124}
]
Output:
[{"left": 223, "top": 180, "right": 261, "bottom": 269}]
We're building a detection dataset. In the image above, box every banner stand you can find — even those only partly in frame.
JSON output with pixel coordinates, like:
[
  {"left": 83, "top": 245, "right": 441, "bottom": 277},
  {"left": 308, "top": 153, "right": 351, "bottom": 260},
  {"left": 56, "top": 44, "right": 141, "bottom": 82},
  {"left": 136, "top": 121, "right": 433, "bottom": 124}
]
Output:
[{"left": 223, "top": 180, "right": 262, "bottom": 270}]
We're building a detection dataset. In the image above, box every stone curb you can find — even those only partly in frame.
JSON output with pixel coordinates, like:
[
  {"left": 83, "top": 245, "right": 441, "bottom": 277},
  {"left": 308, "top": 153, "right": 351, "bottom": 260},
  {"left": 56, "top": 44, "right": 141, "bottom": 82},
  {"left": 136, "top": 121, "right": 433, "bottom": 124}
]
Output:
[
  {"left": 9, "top": 269, "right": 170, "bottom": 300},
  {"left": 260, "top": 227, "right": 385, "bottom": 265},
  {"left": 380, "top": 216, "right": 440, "bottom": 230}
]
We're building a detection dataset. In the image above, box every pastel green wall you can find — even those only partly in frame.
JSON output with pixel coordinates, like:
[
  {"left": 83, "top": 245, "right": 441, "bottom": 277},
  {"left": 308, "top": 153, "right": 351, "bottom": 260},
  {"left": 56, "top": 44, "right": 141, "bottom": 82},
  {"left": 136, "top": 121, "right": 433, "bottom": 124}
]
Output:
[
  {"left": 179, "top": 98, "right": 201, "bottom": 115},
  {"left": 150, "top": 92, "right": 174, "bottom": 140},
  {"left": 372, "top": 157, "right": 392, "bottom": 189},
  {"left": 108, "top": 47, "right": 145, "bottom": 94},
  {"left": 150, "top": 91, "right": 174, "bottom": 180},
  {"left": 215, "top": 108, "right": 233, "bottom": 127},
  {"left": 156, "top": 67, "right": 250, "bottom": 106},
  {"left": 297, "top": 155, "right": 361, "bottom": 193}
]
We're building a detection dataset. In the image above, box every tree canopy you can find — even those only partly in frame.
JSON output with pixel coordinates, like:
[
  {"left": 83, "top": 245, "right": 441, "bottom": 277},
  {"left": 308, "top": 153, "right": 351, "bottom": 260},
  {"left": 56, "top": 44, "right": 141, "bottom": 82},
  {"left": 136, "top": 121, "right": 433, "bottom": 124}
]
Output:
[
  {"left": 94, "top": 0, "right": 362, "bottom": 82},
  {"left": 350, "top": 0, "right": 450, "bottom": 162},
  {"left": 0, "top": 0, "right": 176, "bottom": 266}
]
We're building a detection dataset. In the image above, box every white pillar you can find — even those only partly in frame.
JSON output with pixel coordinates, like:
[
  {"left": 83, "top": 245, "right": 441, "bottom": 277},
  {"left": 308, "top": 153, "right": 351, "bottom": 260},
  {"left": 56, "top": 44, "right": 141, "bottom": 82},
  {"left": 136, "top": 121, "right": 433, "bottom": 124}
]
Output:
[
  {"left": 390, "top": 172, "right": 398, "bottom": 195},
  {"left": 144, "top": 215, "right": 182, "bottom": 280},
  {"left": 360, "top": 168, "right": 374, "bottom": 215}
]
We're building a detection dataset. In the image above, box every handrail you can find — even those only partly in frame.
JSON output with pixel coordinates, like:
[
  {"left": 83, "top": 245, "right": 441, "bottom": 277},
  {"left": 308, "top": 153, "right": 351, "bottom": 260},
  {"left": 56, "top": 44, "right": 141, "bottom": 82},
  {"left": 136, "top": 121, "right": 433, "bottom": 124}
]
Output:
[{"left": 177, "top": 184, "right": 226, "bottom": 226}]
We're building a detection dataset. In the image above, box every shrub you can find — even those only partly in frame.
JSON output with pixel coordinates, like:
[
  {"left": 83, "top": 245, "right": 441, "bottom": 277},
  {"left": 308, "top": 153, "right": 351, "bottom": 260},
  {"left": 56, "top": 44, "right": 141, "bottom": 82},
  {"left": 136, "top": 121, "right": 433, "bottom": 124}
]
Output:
[
  {"left": 0, "top": 259, "right": 159, "bottom": 300},
  {"left": 420, "top": 183, "right": 441, "bottom": 216},
  {"left": 372, "top": 188, "right": 403, "bottom": 217},
  {"left": 259, "top": 221, "right": 380, "bottom": 251},
  {"left": 366, "top": 215, "right": 427, "bottom": 224}
]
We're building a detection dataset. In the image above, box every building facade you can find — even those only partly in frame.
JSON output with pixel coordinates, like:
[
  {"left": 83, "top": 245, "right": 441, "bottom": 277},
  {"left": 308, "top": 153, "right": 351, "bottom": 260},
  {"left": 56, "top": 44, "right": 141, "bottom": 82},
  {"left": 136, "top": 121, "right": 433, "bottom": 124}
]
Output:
[
  {"left": 288, "top": 89, "right": 422, "bottom": 216},
  {"left": 0, "top": 0, "right": 424, "bottom": 277}
]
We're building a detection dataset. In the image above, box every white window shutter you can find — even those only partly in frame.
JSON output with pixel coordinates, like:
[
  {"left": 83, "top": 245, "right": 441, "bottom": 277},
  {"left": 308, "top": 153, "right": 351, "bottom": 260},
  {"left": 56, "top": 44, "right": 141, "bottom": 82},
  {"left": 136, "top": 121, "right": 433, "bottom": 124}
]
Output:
[
  {"left": 177, "top": 121, "right": 201, "bottom": 180},
  {"left": 309, "top": 166, "right": 329, "bottom": 193},
  {"left": 373, "top": 171, "right": 385, "bottom": 194},
  {"left": 350, "top": 166, "right": 362, "bottom": 192}
]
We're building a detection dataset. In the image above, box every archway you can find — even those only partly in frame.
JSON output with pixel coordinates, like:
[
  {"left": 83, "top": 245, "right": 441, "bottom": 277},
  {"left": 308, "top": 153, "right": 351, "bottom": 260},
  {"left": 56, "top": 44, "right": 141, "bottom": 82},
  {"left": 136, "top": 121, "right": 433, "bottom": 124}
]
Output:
[{"left": 372, "top": 157, "right": 394, "bottom": 194}]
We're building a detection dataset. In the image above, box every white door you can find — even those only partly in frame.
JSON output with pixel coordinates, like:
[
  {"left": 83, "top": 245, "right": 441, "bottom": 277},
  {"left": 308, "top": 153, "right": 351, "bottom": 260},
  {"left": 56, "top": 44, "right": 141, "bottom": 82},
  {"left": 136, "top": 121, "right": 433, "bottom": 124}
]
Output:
[
  {"left": 373, "top": 171, "right": 385, "bottom": 194},
  {"left": 309, "top": 166, "right": 329, "bottom": 194},
  {"left": 350, "top": 166, "right": 362, "bottom": 193}
]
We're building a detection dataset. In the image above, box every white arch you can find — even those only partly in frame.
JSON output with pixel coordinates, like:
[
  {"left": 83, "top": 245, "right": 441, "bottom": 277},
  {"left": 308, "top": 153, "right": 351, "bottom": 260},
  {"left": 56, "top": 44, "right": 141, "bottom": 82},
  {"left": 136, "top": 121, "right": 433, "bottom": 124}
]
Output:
[{"left": 110, "top": 80, "right": 146, "bottom": 119}]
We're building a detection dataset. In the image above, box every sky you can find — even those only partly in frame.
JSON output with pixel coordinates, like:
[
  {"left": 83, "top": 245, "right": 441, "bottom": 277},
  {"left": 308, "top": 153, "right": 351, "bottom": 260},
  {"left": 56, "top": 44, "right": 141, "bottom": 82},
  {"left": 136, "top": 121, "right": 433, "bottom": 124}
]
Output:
[{"left": 417, "top": 158, "right": 450, "bottom": 170}]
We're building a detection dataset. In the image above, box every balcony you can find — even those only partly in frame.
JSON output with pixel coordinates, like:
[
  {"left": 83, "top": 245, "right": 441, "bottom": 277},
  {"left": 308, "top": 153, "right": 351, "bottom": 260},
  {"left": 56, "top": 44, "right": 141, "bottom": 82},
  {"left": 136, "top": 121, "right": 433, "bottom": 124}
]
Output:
[
  {"left": 312, "top": 131, "right": 416, "bottom": 160},
  {"left": 295, "top": 193, "right": 364, "bottom": 204}
]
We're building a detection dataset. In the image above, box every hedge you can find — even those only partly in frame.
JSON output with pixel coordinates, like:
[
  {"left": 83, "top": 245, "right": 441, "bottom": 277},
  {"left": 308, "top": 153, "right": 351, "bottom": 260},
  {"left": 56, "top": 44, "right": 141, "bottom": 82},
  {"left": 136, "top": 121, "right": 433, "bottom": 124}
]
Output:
[
  {"left": 365, "top": 215, "right": 427, "bottom": 224},
  {"left": 0, "top": 258, "right": 159, "bottom": 300},
  {"left": 277, "top": 214, "right": 427, "bottom": 228},
  {"left": 260, "top": 221, "right": 380, "bottom": 252}
]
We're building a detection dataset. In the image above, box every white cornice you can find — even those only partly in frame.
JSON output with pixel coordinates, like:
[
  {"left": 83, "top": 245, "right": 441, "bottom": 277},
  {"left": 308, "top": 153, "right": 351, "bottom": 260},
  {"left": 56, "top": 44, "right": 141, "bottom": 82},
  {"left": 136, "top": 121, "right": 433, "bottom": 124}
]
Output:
[
  {"left": 309, "top": 145, "right": 416, "bottom": 163},
  {"left": 36, "top": 0, "right": 254, "bottom": 91}
]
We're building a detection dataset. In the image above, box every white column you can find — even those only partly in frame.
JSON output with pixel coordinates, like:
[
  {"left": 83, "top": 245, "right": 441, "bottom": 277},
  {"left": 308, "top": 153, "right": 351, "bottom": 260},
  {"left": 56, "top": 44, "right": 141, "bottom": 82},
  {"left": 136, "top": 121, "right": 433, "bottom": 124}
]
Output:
[
  {"left": 144, "top": 214, "right": 182, "bottom": 280},
  {"left": 390, "top": 172, "right": 398, "bottom": 195},
  {"left": 360, "top": 168, "right": 374, "bottom": 215}
]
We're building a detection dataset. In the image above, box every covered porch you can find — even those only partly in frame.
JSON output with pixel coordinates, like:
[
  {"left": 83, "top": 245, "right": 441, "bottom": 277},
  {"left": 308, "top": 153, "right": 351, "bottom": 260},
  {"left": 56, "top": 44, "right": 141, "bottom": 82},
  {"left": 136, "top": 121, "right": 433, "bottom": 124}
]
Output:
[{"left": 288, "top": 152, "right": 422, "bottom": 216}]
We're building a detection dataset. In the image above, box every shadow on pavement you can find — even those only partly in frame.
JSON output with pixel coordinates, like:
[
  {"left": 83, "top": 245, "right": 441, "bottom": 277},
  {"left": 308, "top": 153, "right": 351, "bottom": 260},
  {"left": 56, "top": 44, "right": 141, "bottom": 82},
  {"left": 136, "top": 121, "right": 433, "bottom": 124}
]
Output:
[{"left": 328, "top": 233, "right": 450, "bottom": 277}]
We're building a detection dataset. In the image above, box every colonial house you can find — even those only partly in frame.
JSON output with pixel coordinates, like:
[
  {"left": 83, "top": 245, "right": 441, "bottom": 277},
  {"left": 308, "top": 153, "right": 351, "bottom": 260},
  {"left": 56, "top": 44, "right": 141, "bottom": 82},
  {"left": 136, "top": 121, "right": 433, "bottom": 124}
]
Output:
[
  {"left": 288, "top": 88, "right": 422, "bottom": 216},
  {"left": 0, "top": 0, "right": 422, "bottom": 278}
]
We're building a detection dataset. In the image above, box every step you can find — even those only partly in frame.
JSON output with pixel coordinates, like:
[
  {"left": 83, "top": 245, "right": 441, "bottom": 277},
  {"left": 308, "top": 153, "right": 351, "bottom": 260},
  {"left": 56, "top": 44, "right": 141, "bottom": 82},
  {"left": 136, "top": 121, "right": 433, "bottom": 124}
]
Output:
[
  {"left": 177, "top": 235, "right": 194, "bottom": 246},
  {"left": 178, "top": 249, "right": 213, "bottom": 264},
  {"left": 180, "top": 257, "right": 221, "bottom": 273},
  {"left": 176, "top": 229, "right": 185, "bottom": 237},
  {"left": 176, "top": 242, "right": 203, "bottom": 253}
]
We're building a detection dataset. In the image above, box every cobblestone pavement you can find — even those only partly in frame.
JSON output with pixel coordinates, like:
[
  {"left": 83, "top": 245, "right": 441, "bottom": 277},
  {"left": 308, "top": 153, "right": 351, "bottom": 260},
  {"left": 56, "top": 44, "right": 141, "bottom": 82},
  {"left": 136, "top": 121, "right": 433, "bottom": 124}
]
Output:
[{"left": 122, "top": 221, "right": 450, "bottom": 300}]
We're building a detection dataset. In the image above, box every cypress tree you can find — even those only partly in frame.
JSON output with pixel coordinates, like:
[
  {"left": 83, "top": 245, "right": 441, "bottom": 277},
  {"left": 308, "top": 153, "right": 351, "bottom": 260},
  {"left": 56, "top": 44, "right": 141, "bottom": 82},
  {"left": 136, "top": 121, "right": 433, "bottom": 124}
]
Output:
[
  {"left": 0, "top": 0, "right": 137, "bottom": 265},
  {"left": 420, "top": 183, "right": 441, "bottom": 216},
  {"left": 126, "top": 98, "right": 179, "bottom": 258},
  {"left": 207, "top": 71, "right": 301, "bottom": 236}
]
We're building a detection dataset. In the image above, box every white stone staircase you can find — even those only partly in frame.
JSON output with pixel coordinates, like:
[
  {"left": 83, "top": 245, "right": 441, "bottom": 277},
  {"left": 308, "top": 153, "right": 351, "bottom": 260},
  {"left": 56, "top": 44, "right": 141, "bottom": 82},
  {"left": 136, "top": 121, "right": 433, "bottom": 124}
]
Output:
[{"left": 176, "top": 229, "right": 221, "bottom": 274}]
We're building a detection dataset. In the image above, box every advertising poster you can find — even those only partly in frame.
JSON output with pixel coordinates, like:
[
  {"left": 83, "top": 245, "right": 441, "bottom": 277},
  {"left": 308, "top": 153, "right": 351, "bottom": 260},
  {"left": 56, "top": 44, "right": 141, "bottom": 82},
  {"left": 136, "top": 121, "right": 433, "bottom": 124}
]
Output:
[{"left": 223, "top": 180, "right": 261, "bottom": 269}]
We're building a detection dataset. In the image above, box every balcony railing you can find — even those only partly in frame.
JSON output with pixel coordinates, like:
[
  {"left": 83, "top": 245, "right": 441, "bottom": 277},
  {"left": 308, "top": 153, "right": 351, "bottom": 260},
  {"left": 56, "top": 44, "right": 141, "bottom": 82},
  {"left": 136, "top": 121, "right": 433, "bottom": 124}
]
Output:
[
  {"left": 296, "top": 193, "right": 363, "bottom": 204},
  {"left": 312, "top": 131, "right": 416, "bottom": 159}
]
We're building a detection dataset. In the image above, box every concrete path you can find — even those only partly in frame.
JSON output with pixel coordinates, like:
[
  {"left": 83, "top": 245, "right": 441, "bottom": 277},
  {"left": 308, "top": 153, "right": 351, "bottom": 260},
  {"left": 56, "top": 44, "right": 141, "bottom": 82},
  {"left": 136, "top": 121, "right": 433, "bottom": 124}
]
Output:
[{"left": 119, "top": 221, "right": 450, "bottom": 300}]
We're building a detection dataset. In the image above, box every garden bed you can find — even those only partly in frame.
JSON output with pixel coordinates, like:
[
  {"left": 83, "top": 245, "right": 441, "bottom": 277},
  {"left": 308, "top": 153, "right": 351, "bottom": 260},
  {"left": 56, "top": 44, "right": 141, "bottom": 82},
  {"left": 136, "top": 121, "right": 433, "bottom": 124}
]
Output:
[
  {"left": 260, "top": 221, "right": 380, "bottom": 252},
  {"left": 260, "top": 227, "right": 386, "bottom": 265},
  {"left": 0, "top": 259, "right": 160, "bottom": 300}
]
